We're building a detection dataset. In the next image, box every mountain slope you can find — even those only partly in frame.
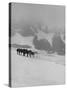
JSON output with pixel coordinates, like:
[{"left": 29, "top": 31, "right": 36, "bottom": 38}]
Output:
[{"left": 11, "top": 33, "right": 35, "bottom": 49}]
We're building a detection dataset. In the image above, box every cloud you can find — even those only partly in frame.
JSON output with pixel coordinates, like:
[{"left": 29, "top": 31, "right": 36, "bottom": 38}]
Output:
[{"left": 11, "top": 3, "right": 65, "bottom": 34}]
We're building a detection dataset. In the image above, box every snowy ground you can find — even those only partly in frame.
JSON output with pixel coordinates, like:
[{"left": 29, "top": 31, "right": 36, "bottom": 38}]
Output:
[{"left": 11, "top": 48, "right": 65, "bottom": 87}]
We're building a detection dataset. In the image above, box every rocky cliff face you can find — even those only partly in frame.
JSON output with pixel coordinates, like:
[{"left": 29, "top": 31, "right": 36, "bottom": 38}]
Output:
[
  {"left": 33, "top": 35, "right": 52, "bottom": 51},
  {"left": 33, "top": 33, "right": 65, "bottom": 55},
  {"left": 52, "top": 33, "right": 65, "bottom": 55}
]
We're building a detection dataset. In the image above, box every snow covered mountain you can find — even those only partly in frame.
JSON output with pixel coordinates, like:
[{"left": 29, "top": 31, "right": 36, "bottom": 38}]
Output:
[
  {"left": 11, "top": 29, "right": 65, "bottom": 56},
  {"left": 11, "top": 33, "right": 35, "bottom": 49},
  {"left": 36, "top": 30, "right": 54, "bottom": 46}
]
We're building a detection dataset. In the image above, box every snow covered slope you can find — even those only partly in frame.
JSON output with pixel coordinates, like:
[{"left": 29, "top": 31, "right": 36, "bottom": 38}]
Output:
[
  {"left": 11, "top": 33, "right": 35, "bottom": 49},
  {"left": 11, "top": 48, "right": 65, "bottom": 87}
]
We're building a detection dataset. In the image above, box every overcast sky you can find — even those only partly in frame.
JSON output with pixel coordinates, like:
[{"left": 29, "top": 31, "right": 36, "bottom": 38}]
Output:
[{"left": 11, "top": 3, "right": 65, "bottom": 36}]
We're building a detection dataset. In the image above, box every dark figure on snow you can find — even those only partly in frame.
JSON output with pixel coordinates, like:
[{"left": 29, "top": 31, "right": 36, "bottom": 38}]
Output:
[{"left": 16, "top": 48, "right": 38, "bottom": 57}]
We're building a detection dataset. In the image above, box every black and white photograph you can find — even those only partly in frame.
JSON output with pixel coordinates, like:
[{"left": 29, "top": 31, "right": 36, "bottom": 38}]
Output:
[{"left": 9, "top": 2, "right": 65, "bottom": 87}]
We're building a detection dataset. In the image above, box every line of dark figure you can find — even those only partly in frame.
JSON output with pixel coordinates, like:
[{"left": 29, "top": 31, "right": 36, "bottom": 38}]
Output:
[{"left": 16, "top": 48, "right": 38, "bottom": 57}]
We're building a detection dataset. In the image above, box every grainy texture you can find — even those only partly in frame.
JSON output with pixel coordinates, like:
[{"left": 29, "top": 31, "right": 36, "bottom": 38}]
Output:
[{"left": 9, "top": 2, "right": 65, "bottom": 87}]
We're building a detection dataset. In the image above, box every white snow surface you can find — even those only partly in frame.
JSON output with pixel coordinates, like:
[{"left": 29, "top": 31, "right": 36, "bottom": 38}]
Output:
[{"left": 11, "top": 48, "right": 65, "bottom": 87}]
